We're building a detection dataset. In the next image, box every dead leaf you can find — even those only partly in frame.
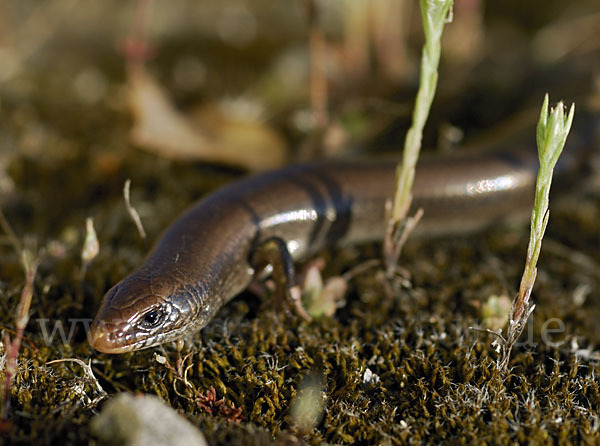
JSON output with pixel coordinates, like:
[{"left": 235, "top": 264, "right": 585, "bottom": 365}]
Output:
[{"left": 127, "top": 67, "right": 288, "bottom": 171}]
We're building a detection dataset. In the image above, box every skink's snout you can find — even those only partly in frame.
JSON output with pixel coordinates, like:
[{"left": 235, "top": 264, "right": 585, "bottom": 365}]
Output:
[
  {"left": 89, "top": 283, "right": 143, "bottom": 354},
  {"left": 89, "top": 323, "right": 112, "bottom": 353},
  {"left": 89, "top": 319, "right": 136, "bottom": 354}
]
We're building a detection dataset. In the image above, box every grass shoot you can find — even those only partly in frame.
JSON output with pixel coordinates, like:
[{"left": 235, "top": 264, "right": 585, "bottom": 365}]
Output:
[
  {"left": 384, "top": 0, "right": 453, "bottom": 277},
  {"left": 499, "top": 94, "right": 575, "bottom": 370}
]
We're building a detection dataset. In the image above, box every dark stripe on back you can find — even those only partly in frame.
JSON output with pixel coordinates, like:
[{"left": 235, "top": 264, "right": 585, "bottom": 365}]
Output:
[
  {"left": 306, "top": 169, "right": 353, "bottom": 246},
  {"left": 287, "top": 168, "right": 353, "bottom": 249}
]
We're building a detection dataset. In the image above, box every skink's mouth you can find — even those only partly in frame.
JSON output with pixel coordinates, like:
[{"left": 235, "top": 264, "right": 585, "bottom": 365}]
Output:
[{"left": 89, "top": 319, "right": 151, "bottom": 354}]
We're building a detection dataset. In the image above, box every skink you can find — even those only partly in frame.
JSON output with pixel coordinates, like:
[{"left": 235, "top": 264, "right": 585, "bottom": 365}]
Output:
[{"left": 89, "top": 111, "right": 597, "bottom": 353}]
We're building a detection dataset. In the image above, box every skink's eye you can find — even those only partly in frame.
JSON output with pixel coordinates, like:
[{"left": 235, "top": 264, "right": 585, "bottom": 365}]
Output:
[{"left": 140, "top": 309, "right": 164, "bottom": 329}]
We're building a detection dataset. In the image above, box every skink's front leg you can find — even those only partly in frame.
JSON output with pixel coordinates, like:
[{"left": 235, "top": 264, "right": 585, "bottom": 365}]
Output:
[{"left": 251, "top": 237, "right": 312, "bottom": 321}]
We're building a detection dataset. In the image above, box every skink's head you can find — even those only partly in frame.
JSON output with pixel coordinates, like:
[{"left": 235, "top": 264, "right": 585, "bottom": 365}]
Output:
[{"left": 89, "top": 273, "right": 208, "bottom": 354}]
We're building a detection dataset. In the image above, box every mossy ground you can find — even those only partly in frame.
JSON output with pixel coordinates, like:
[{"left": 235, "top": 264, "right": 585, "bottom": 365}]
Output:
[{"left": 1, "top": 1, "right": 600, "bottom": 445}]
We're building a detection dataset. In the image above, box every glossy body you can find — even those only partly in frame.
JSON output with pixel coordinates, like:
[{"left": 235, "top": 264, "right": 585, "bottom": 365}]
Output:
[{"left": 90, "top": 113, "right": 597, "bottom": 353}]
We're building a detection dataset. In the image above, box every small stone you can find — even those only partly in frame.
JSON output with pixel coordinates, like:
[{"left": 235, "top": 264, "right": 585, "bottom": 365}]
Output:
[{"left": 91, "top": 393, "right": 207, "bottom": 446}]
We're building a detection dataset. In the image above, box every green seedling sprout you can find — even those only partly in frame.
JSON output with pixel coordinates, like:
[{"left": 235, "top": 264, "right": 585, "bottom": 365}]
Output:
[
  {"left": 384, "top": 0, "right": 453, "bottom": 277},
  {"left": 499, "top": 94, "right": 574, "bottom": 370}
]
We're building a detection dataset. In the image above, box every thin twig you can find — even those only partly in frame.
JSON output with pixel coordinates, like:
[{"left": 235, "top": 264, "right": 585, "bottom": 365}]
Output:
[
  {"left": 305, "top": 0, "right": 329, "bottom": 130},
  {"left": 0, "top": 209, "right": 22, "bottom": 258},
  {"left": 0, "top": 325, "right": 38, "bottom": 351},
  {"left": 123, "top": 179, "right": 147, "bottom": 239},
  {"left": 1, "top": 248, "right": 42, "bottom": 419},
  {"left": 46, "top": 358, "right": 108, "bottom": 407},
  {"left": 384, "top": 206, "right": 424, "bottom": 278},
  {"left": 120, "top": 0, "right": 154, "bottom": 68}
]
